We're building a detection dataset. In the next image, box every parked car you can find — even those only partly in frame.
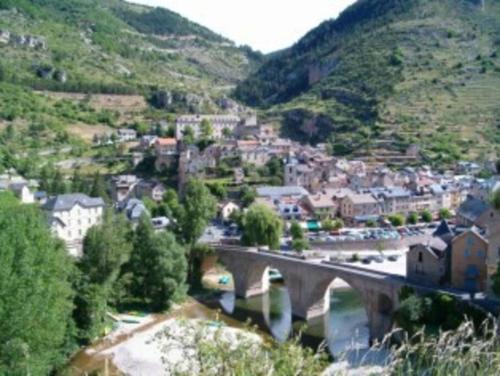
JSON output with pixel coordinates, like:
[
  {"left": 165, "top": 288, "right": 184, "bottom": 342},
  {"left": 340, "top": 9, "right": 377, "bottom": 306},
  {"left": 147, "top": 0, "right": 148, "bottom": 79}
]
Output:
[
  {"left": 362, "top": 257, "right": 372, "bottom": 264},
  {"left": 388, "top": 255, "right": 399, "bottom": 262},
  {"left": 373, "top": 256, "right": 384, "bottom": 263}
]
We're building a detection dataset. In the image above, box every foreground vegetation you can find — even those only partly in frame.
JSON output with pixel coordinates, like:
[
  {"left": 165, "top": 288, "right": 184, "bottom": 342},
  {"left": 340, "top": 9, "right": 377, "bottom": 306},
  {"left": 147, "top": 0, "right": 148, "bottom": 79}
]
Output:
[{"left": 158, "top": 318, "right": 499, "bottom": 376}]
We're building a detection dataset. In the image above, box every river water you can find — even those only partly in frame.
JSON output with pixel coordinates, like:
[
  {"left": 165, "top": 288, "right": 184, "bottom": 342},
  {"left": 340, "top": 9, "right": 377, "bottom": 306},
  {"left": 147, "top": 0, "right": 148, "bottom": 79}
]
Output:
[{"left": 218, "top": 283, "right": 369, "bottom": 356}]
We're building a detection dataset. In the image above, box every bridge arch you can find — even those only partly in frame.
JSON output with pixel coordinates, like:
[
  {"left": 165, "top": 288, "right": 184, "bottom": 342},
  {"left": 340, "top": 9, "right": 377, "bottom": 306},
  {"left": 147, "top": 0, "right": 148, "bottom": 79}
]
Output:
[{"left": 210, "top": 246, "right": 399, "bottom": 342}]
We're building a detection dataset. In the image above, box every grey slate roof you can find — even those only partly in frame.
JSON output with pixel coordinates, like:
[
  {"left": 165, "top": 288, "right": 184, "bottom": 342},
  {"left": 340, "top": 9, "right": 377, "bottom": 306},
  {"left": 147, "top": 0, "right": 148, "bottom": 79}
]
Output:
[
  {"left": 257, "top": 186, "right": 308, "bottom": 198},
  {"left": 433, "top": 220, "right": 454, "bottom": 239},
  {"left": 457, "top": 196, "right": 490, "bottom": 223},
  {"left": 42, "top": 194, "right": 105, "bottom": 211}
]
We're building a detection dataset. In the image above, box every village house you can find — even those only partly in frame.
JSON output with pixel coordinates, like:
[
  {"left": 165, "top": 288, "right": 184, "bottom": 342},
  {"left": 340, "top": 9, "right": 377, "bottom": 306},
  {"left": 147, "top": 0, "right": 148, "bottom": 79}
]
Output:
[
  {"left": 340, "top": 193, "right": 381, "bottom": 224},
  {"left": 42, "top": 194, "right": 105, "bottom": 257},
  {"left": 450, "top": 228, "right": 489, "bottom": 292},
  {"left": 407, "top": 237, "right": 448, "bottom": 286},
  {"left": 456, "top": 196, "right": 492, "bottom": 227},
  {"left": 139, "top": 135, "right": 158, "bottom": 151},
  {"left": 304, "top": 191, "right": 337, "bottom": 220},
  {"left": 8, "top": 182, "right": 35, "bottom": 204},
  {"left": 155, "top": 138, "right": 178, "bottom": 171},
  {"left": 116, "top": 128, "right": 137, "bottom": 143},
  {"left": 110, "top": 175, "right": 140, "bottom": 203},
  {"left": 118, "top": 198, "right": 149, "bottom": 226},
  {"left": 136, "top": 180, "right": 166, "bottom": 202},
  {"left": 219, "top": 201, "right": 240, "bottom": 222},
  {"left": 368, "top": 187, "right": 412, "bottom": 216},
  {"left": 175, "top": 114, "right": 241, "bottom": 140}
]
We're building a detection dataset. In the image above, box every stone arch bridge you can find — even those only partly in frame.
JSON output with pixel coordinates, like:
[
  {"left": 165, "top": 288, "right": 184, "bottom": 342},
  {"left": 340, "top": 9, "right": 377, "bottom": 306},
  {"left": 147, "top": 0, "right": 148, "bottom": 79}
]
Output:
[{"left": 209, "top": 245, "right": 409, "bottom": 342}]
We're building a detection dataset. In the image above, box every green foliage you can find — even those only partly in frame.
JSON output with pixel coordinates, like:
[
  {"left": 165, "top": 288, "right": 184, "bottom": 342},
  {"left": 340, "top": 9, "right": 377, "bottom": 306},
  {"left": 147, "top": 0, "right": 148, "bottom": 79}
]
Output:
[
  {"left": 289, "top": 220, "right": 304, "bottom": 240},
  {"left": 420, "top": 210, "right": 433, "bottom": 223},
  {"left": 127, "top": 215, "right": 187, "bottom": 311},
  {"left": 407, "top": 212, "right": 419, "bottom": 225},
  {"left": 89, "top": 172, "right": 110, "bottom": 203},
  {"left": 242, "top": 204, "right": 283, "bottom": 250},
  {"left": 292, "top": 238, "right": 309, "bottom": 253},
  {"left": 0, "top": 196, "right": 75, "bottom": 374},
  {"left": 74, "top": 212, "right": 132, "bottom": 342},
  {"left": 333, "top": 218, "right": 344, "bottom": 230},
  {"left": 160, "top": 321, "right": 329, "bottom": 376},
  {"left": 321, "top": 218, "right": 335, "bottom": 231},
  {"left": 80, "top": 212, "right": 133, "bottom": 286},
  {"left": 240, "top": 185, "right": 257, "bottom": 207},
  {"left": 389, "top": 214, "right": 406, "bottom": 227},
  {"left": 235, "top": 0, "right": 500, "bottom": 162},
  {"left": 438, "top": 208, "right": 452, "bottom": 220},
  {"left": 491, "top": 188, "right": 500, "bottom": 210},
  {"left": 395, "top": 289, "right": 488, "bottom": 337},
  {"left": 179, "top": 179, "right": 217, "bottom": 246},
  {"left": 206, "top": 181, "right": 227, "bottom": 200}
]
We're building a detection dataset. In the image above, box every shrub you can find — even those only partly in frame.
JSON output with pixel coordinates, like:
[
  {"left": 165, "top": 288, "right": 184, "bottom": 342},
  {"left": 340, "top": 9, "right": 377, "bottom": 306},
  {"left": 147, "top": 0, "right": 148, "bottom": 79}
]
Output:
[
  {"left": 421, "top": 210, "right": 433, "bottom": 223},
  {"left": 389, "top": 214, "right": 405, "bottom": 227}
]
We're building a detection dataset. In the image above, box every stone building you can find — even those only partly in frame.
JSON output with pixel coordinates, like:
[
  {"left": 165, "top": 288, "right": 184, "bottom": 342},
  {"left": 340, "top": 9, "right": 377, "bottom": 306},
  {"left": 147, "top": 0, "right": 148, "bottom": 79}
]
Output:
[
  {"left": 43, "top": 194, "right": 105, "bottom": 257},
  {"left": 407, "top": 237, "right": 448, "bottom": 286}
]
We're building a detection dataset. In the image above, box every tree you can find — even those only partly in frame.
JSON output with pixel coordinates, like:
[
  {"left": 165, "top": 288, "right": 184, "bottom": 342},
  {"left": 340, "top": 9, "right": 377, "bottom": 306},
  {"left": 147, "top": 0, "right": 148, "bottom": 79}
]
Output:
[
  {"left": 222, "top": 126, "right": 233, "bottom": 138},
  {"left": 0, "top": 194, "right": 75, "bottom": 374},
  {"left": 200, "top": 118, "right": 213, "bottom": 140},
  {"left": 439, "top": 208, "right": 452, "bottom": 220},
  {"left": 290, "top": 220, "right": 304, "bottom": 240},
  {"left": 241, "top": 185, "right": 257, "bottom": 207},
  {"left": 90, "top": 172, "right": 109, "bottom": 203},
  {"left": 242, "top": 204, "right": 283, "bottom": 250},
  {"left": 75, "top": 212, "right": 132, "bottom": 341},
  {"left": 421, "top": 210, "right": 433, "bottom": 223},
  {"left": 207, "top": 181, "right": 227, "bottom": 200},
  {"left": 407, "top": 212, "right": 419, "bottom": 225},
  {"left": 71, "top": 169, "right": 87, "bottom": 194},
  {"left": 80, "top": 212, "right": 132, "bottom": 286},
  {"left": 128, "top": 216, "right": 187, "bottom": 310},
  {"left": 321, "top": 218, "right": 335, "bottom": 232},
  {"left": 333, "top": 218, "right": 344, "bottom": 230},
  {"left": 388, "top": 214, "right": 405, "bottom": 227},
  {"left": 491, "top": 189, "right": 500, "bottom": 210},
  {"left": 292, "top": 238, "right": 309, "bottom": 253},
  {"left": 180, "top": 179, "right": 217, "bottom": 246},
  {"left": 183, "top": 125, "right": 195, "bottom": 145},
  {"left": 179, "top": 180, "right": 217, "bottom": 286}
]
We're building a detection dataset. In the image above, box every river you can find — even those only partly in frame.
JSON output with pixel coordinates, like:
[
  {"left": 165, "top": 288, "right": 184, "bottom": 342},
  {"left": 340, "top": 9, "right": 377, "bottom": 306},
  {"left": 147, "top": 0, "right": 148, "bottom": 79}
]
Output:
[{"left": 218, "top": 283, "right": 369, "bottom": 356}]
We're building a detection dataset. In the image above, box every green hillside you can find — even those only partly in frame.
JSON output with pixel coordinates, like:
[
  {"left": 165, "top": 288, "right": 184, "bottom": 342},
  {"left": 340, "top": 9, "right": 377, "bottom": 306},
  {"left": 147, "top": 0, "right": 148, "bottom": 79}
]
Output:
[
  {"left": 235, "top": 0, "right": 500, "bottom": 164},
  {"left": 0, "top": 0, "right": 264, "bottom": 176},
  {"left": 0, "top": 0, "right": 262, "bottom": 95}
]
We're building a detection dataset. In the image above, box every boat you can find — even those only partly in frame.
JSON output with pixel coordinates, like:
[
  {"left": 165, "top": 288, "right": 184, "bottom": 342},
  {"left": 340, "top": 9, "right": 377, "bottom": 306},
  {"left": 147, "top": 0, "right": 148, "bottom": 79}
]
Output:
[{"left": 269, "top": 268, "right": 284, "bottom": 282}]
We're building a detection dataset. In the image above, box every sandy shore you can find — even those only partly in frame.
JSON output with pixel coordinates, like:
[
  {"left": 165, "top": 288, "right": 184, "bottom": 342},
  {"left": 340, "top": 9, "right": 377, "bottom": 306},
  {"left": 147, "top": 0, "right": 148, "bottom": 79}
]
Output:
[{"left": 103, "top": 319, "right": 261, "bottom": 376}]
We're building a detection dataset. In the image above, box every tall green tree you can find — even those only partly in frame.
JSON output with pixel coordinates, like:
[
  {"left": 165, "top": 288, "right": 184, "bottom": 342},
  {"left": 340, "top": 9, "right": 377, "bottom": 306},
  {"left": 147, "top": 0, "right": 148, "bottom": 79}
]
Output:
[
  {"left": 200, "top": 118, "right": 213, "bottom": 140},
  {"left": 128, "top": 215, "right": 187, "bottom": 310},
  {"left": 74, "top": 212, "right": 132, "bottom": 342},
  {"left": 180, "top": 179, "right": 217, "bottom": 246},
  {"left": 242, "top": 204, "right": 283, "bottom": 250},
  {"left": 90, "top": 172, "right": 109, "bottom": 202},
  {"left": 0, "top": 193, "right": 75, "bottom": 374},
  {"left": 80, "top": 212, "right": 133, "bottom": 286}
]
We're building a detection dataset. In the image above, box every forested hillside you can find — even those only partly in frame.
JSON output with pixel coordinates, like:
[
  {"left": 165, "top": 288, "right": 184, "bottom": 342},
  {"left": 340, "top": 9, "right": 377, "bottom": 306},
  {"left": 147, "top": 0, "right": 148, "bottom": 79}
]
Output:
[
  {"left": 235, "top": 0, "right": 500, "bottom": 164},
  {"left": 0, "top": 0, "right": 262, "bottom": 95}
]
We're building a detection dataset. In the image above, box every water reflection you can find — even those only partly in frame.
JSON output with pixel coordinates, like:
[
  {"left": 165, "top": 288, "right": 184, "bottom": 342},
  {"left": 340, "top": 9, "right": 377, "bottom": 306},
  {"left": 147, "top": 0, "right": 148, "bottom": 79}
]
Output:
[{"left": 219, "top": 283, "right": 369, "bottom": 355}]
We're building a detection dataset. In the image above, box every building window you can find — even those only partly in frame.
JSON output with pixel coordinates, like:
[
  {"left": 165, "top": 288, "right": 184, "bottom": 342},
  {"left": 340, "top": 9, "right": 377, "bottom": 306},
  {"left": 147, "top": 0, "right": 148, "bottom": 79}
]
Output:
[
  {"left": 477, "top": 250, "right": 485, "bottom": 258},
  {"left": 467, "top": 236, "right": 474, "bottom": 246},
  {"left": 464, "top": 249, "right": 471, "bottom": 258},
  {"left": 418, "top": 252, "right": 423, "bottom": 263}
]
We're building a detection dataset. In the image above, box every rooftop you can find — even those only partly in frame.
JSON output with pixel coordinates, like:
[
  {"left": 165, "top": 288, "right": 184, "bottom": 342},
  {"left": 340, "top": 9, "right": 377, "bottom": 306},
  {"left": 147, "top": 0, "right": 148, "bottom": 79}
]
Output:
[{"left": 43, "top": 194, "right": 105, "bottom": 211}]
